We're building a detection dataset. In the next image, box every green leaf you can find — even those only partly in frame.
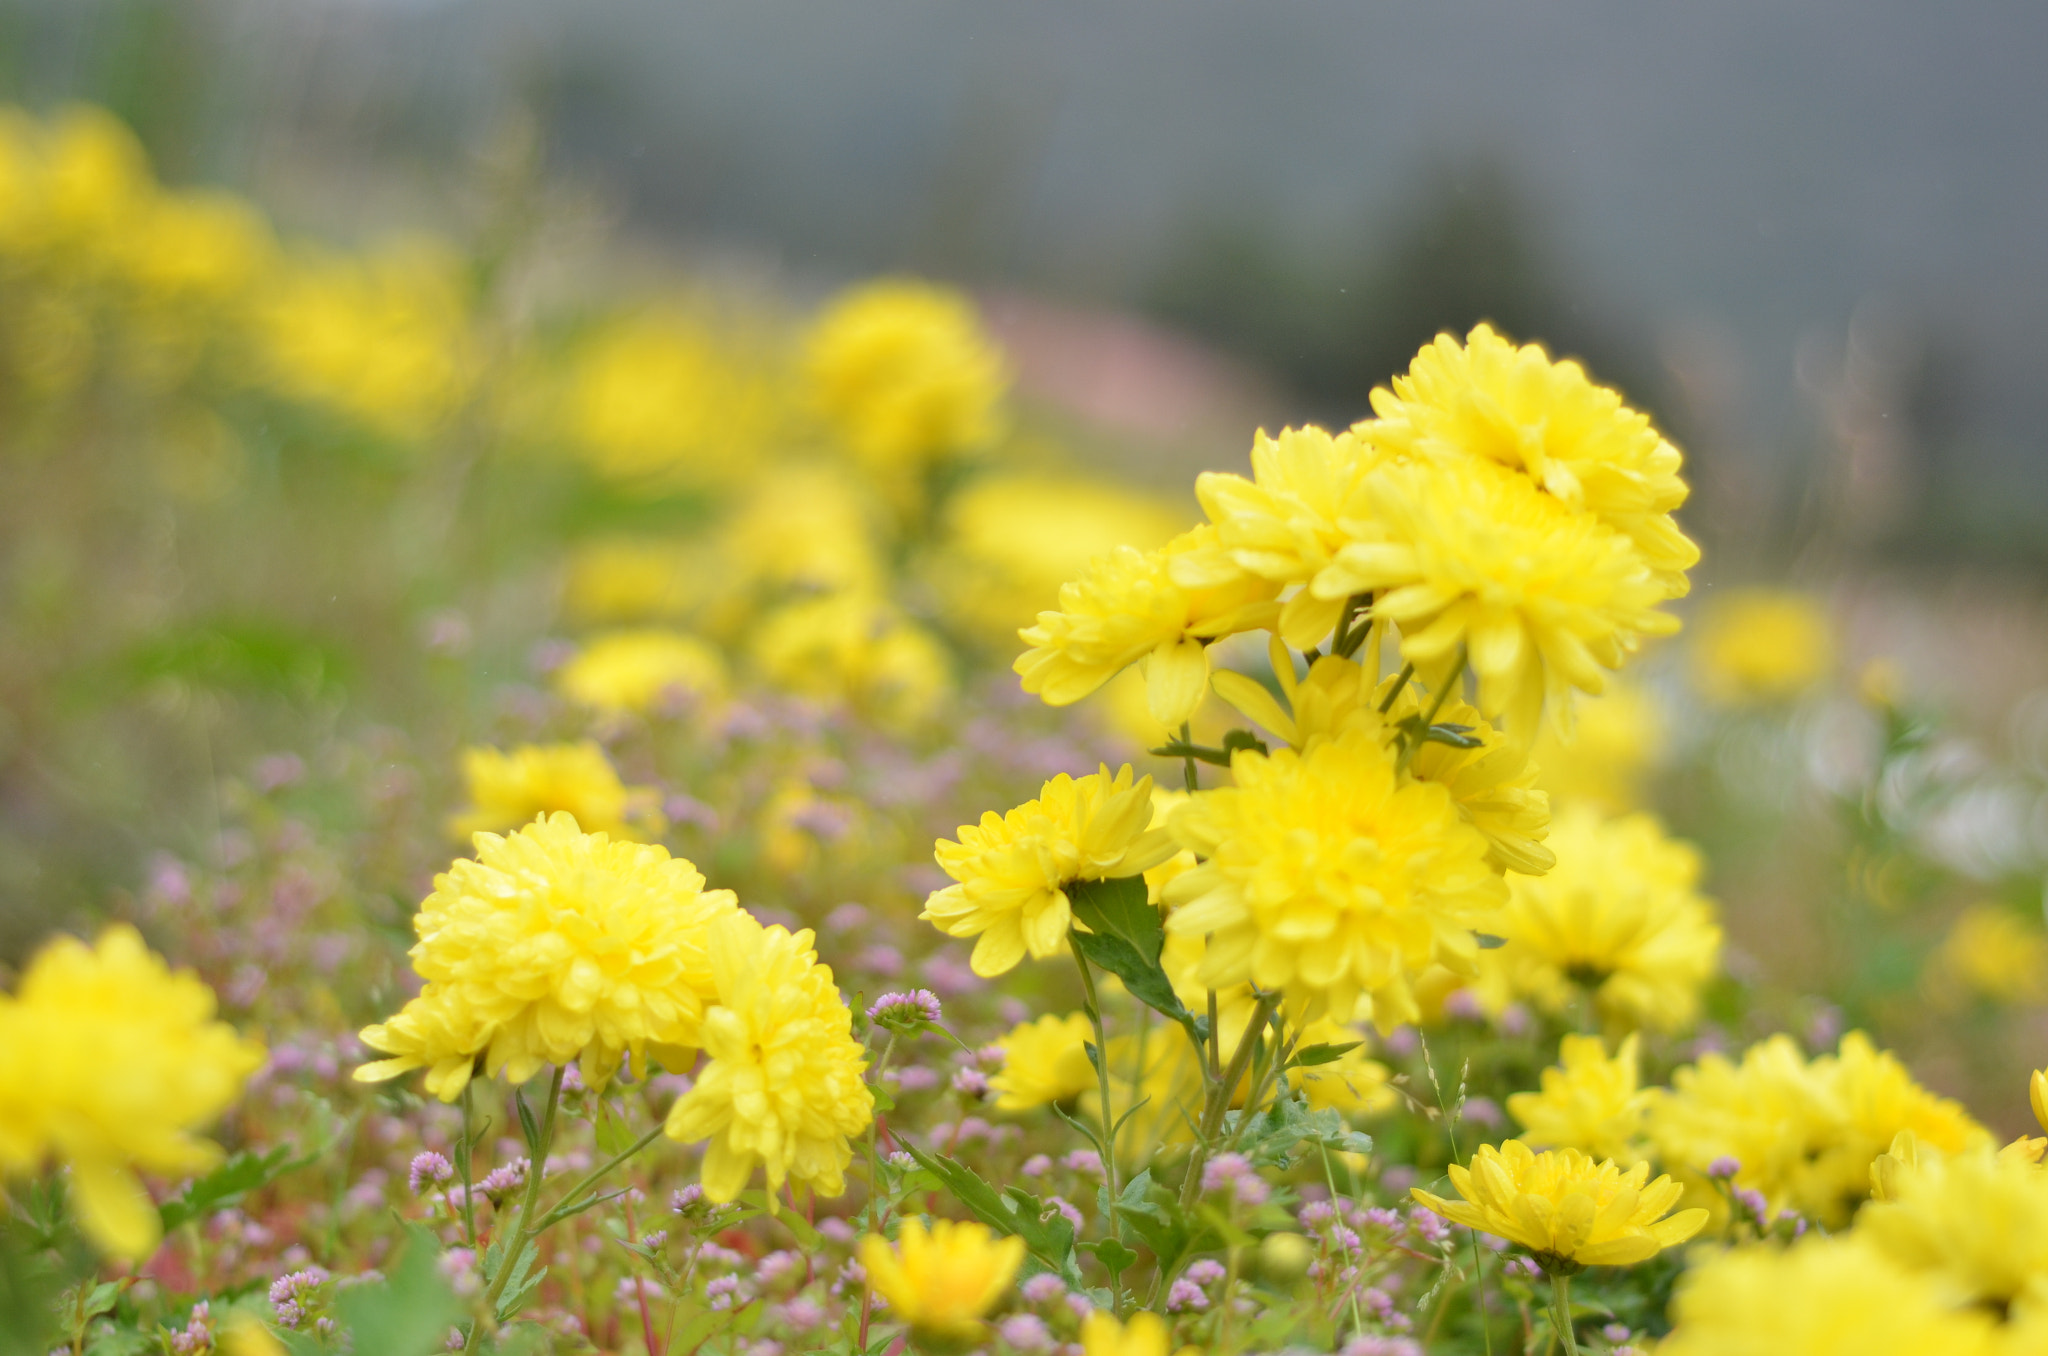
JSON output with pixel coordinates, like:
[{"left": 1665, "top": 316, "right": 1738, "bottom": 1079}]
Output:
[
  {"left": 1146, "top": 742, "right": 1234, "bottom": 767},
  {"left": 1069, "top": 930, "right": 1191, "bottom": 1027},
  {"left": 1288, "top": 1041, "right": 1362, "bottom": 1069},
  {"left": 334, "top": 1226, "right": 463, "bottom": 1356},
  {"left": 1068, "top": 876, "right": 1163, "bottom": 961},
  {"left": 1474, "top": 932, "right": 1508, "bottom": 950},
  {"left": 868, "top": 1084, "right": 897, "bottom": 1114},
  {"left": 594, "top": 1100, "right": 637, "bottom": 1158},
  {"left": 515, "top": 1087, "right": 542, "bottom": 1152},
  {"left": 1422, "top": 723, "right": 1483, "bottom": 750},
  {"left": 1220, "top": 729, "right": 1270, "bottom": 757},
  {"left": 903, "top": 1146, "right": 1080, "bottom": 1284},
  {"left": 159, "top": 1144, "right": 314, "bottom": 1233},
  {"left": 1084, "top": 1238, "right": 1139, "bottom": 1279}
]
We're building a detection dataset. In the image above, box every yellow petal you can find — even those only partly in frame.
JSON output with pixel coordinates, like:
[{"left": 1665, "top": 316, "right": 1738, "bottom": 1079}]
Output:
[
  {"left": 69, "top": 1159, "right": 161, "bottom": 1262},
  {"left": 1210, "top": 669, "right": 1298, "bottom": 744},
  {"left": 1146, "top": 637, "right": 1210, "bottom": 729}
]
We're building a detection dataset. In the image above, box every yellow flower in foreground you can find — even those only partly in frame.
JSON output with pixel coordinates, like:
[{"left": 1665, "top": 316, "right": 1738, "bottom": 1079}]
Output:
[
  {"left": 219, "top": 1314, "right": 289, "bottom": 1356},
  {"left": 1411, "top": 1140, "right": 1705, "bottom": 1273},
  {"left": 1508, "top": 1034, "right": 1651, "bottom": 1166},
  {"left": 356, "top": 813, "right": 736, "bottom": 1099},
  {"left": 1016, "top": 524, "right": 1282, "bottom": 728},
  {"left": 1660, "top": 1235, "right": 1998, "bottom": 1356},
  {"left": 1164, "top": 726, "right": 1506, "bottom": 1027},
  {"left": 555, "top": 628, "right": 727, "bottom": 715},
  {"left": 1080, "top": 1309, "right": 1173, "bottom": 1356},
  {"left": 988, "top": 1012, "right": 1096, "bottom": 1112},
  {"left": 1858, "top": 1138, "right": 2048, "bottom": 1332},
  {"left": 858, "top": 1217, "right": 1024, "bottom": 1344},
  {"left": 923, "top": 765, "right": 1176, "bottom": 977},
  {"left": 0, "top": 926, "right": 264, "bottom": 1260},
  {"left": 448, "top": 741, "right": 662, "bottom": 842},
  {"left": 664, "top": 912, "right": 872, "bottom": 1200},
  {"left": 1691, "top": 587, "right": 1834, "bottom": 705}
]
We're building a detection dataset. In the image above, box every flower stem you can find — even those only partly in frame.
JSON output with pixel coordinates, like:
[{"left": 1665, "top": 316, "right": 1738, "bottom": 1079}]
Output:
[
  {"left": 1550, "top": 1271, "right": 1579, "bottom": 1356},
  {"left": 1396, "top": 649, "right": 1468, "bottom": 776},
  {"left": 465, "top": 1066, "right": 564, "bottom": 1353},
  {"left": 1068, "top": 934, "right": 1124, "bottom": 1310},
  {"left": 457, "top": 1081, "right": 480, "bottom": 1252},
  {"left": 1179, "top": 721, "right": 1199, "bottom": 792}
]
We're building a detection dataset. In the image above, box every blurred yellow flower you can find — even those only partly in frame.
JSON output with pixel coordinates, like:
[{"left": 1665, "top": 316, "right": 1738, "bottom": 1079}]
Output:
[
  {"left": 1289, "top": 1016, "right": 1397, "bottom": 1118},
  {"left": 1858, "top": 1137, "right": 2048, "bottom": 1333},
  {"left": 750, "top": 591, "right": 951, "bottom": 730},
  {"left": 448, "top": 741, "right": 663, "bottom": 842},
  {"left": 720, "top": 462, "right": 888, "bottom": 607},
  {"left": 1080, "top": 1309, "right": 1174, "bottom": 1356},
  {"left": 1507, "top": 1034, "right": 1650, "bottom": 1166},
  {"left": 988, "top": 1012, "right": 1096, "bottom": 1111},
  {"left": 0, "top": 926, "right": 264, "bottom": 1261},
  {"left": 1410, "top": 1140, "right": 1705, "bottom": 1272},
  {"left": 664, "top": 911, "right": 873, "bottom": 1200},
  {"left": 565, "top": 310, "right": 779, "bottom": 488},
  {"left": 804, "top": 278, "right": 1007, "bottom": 473},
  {"left": 1691, "top": 587, "right": 1834, "bottom": 705},
  {"left": 562, "top": 538, "right": 706, "bottom": 624},
  {"left": 1530, "top": 680, "right": 1666, "bottom": 813},
  {"left": 1932, "top": 904, "right": 2048, "bottom": 1007},
  {"left": 858, "top": 1216, "right": 1024, "bottom": 1344},
  {"left": 923, "top": 765, "right": 1175, "bottom": 977},
  {"left": 356, "top": 813, "right": 736, "bottom": 1099},
  {"left": 556, "top": 628, "right": 726, "bottom": 715},
  {"left": 219, "top": 1314, "right": 288, "bottom": 1356}
]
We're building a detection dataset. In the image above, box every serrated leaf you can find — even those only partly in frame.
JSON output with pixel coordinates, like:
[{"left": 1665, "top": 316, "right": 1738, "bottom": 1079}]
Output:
[
  {"left": 1069, "top": 929, "right": 1190, "bottom": 1027},
  {"left": 159, "top": 1144, "right": 314, "bottom": 1233},
  {"left": 869, "top": 1084, "right": 897, "bottom": 1113},
  {"left": 1288, "top": 1041, "right": 1362, "bottom": 1069},
  {"left": 903, "top": 1146, "right": 1080, "bottom": 1283}
]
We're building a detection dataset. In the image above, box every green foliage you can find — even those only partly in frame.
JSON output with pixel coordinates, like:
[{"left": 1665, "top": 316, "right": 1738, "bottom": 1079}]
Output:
[
  {"left": 903, "top": 1145, "right": 1082, "bottom": 1285},
  {"left": 158, "top": 1143, "right": 316, "bottom": 1234}
]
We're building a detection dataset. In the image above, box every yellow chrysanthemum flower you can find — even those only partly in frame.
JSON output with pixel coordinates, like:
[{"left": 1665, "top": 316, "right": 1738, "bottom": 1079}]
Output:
[
  {"left": 720, "top": 462, "right": 888, "bottom": 606},
  {"left": 1015, "top": 524, "right": 1283, "bottom": 729},
  {"left": 356, "top": 813, "right": 736, "bottom": 1099},
  {"left": 1691, "top": 586, "right": 1834, "bottom": 705},
  {"left": 1163, "top": 725, "right": 1506, "bottom": 1026},
  {"left": 448, "top": 741, "right": 663, "bottom": 842},
  {"left": 0, "top": 926, "right": 264, "bottom": 1261},
  {"left": 1368, "top": 324, "right": 1699, "bottom": 595},
  {"left": 564, "top": 311, "right": 779, "bottom": 488},
  {"left": 1411, "top": 1140, "right": 1705, "bottom": 1273},
  {"left": 1660, "top": 1235, "right": 1999, "bottom": 1356},
  {"left": 858, "top": 1216, "right": 1024, "bottom": 1344},
  {"left": 923, "top": 764, "right": 1176, "bottom": 978},
  {"left": 988, "top": 1012, "right": 1097, "bottom": 1112},
  {"left": 1646, "top": 1032, "right": 1987, "bottom": 1228},
  {"left": 1932, "top": 904, "right": 2048, "bottom": 1007},
  {"left": 1080, "top": 1310, "right": 1174, "bottom": 1356},
  {"left": 555, "top": 628, "right": 727, "bottom": 715},
  {"left": 1507, "top": 1034, "right": 1650, "bottom": 1166},
  {"left": 663, "top": 912, "right": 873, "bottom": 1200},
  {"left": 562, "top": 538, "right": 706, "bottom": 624},
  {"left": 1530, "top": 679, "right": 1665, "bottom": 813},
  {"left": 750, "top": 591, "right": 951, "bottom": 731},
  {"left": 1858, "top": 1137, "right": 2048, "bottom": 1332},
  {"left": 1317, "top": 452, "right": 1681, "bottom": 737},
  {"left": 804, "top": 278, "right": 1007, "bottom": 472}
]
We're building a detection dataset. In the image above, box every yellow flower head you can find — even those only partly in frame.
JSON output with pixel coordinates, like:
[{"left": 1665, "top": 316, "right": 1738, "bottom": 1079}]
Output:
[
  {"left": 1368, "top": 324, "right": 1698, "bottom": 595},
  {"left": 2033, "top": 1069, "right": 2048, "bottom": 1138},
  {"left": 750, "top": 591, "right": 951, "bottom": 731},
  {"left": 555, "top": 629, "right": 727, "bottom": 715},
  {"left": 0, "top": 926, "right": 264, "bottom": 1261},
  {"left": 1163, "top": 725, "right": 1507, "bottom": 1027},
  {"left": 1080, "top": 1309, "right": 1173, "bottom": 1356},
  {"left": 1659, "top": 1235, "right": 1999, "bottom": 1356},
  {"left": 356, "top": 813, "right": 737, "bottom": 1099},
  {"left": 857, "top": 1217, "right": 1024, "bottom": 1344},
  {"left": 1491, "top": 806, "right": 1720, "bottom": 1032},
  {"left": 804, "top": 279, "right": 1007, "bottom": 472},
  {"left": 1319, "top": 452, "right": 1681, "bottom": 737},
  {"left": 1411, "top": 1140, "right": 1705, "bottom": 1273},
  {"left": 1691, "top": 587, "right": 1834, "bottom": 705},
  {"left": 1531, "top": 680, "right": 1666, "bottom": 813},
  {"left": 1932, "top": 904, "right": 2048, "bottom": 1007},
  {"left": 565, "top": 311, "right": 779, "bottom": 488},
  {"left": 663, "top": 912, "right": 873, "bottom": 1200},
  {"left": 1015, "top": 524, "right": 1283, "bottom": 729},
  {"left": 448, "top": 741, "right": 663, "bottom": 842},
  {"left": 923, "top": 765, "right": 1176, "bottom": 978},
  {"left": 1858, "top": 1138, "right": 2048, "bottom": 1331},
  {"left": 1507, "top": 1034, "right": 1650, "bottom": 1166},
  {"left": 562, "top": 538, "right": 705, "bottom": 624},
  {"left": 721, "top": 462, "right": 888, "bottom": 605},
  {"left": 988, "top": 1012, "right": 1097, "bottom": 1112}
]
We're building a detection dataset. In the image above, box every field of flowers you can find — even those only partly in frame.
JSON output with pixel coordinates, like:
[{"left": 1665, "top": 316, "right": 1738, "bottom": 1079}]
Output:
[{"left": 4, "top": 104, "right": 2048, "bottom": 1356}]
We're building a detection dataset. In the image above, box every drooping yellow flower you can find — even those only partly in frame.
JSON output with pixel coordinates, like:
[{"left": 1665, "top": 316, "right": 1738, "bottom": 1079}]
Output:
[
  {"left": 1411, "top": 1140, "right": 1705, "bottom": 1272},
  {"left": 1368, "top": 324, "right": 1699, "bottom": 595},
  {"left": 663, "top": 912, "right": 873, "bottom": 1200},
  {"left": 1080, "top": 1309, "right": 1174, "bottom": 1356},
  {"left": 1015, "top": 524, "right": 1282, "bottom": 728},
  {"left": 1507, "top": 1034, "right": 1650, "bottom": 1166},
  {"left": 447, "top": 741, "right": 663, "bottom": 842},
  {"left": 555, "top": 629, "right": 727, "bottom": 715},
  {"left": 988, "top": 1012, "right": 1097, "bottom": 1112},
  {"left": 858, "top": 1216, "right": 1024, "bottom": 1344},
  {"left": 1691, "top": 587, "right": 1834, "bottom": 705},
  {"left": 356, "top": 813, "right": 737, "bottom": 1099},
  {"left": 1931, "top": 904, "right": 2048, "bottom": 1007},
  {"left": 750, "top": 591, "right": 951, "bottom": 731},
  {"left": 1646, "top": 1032, "right": 1986, "bottom": 1228},
  {"left": 1858, "top": 1137, "right": 2048, "bottom": 1332},
  {"left": 1317, "top": 452, "right": 1681, "bottom": 737},
  {"left": 1659, "top": 1235, "right": 1999, "bottom": 1356},
  {"left": 923, "top": 765, "right": 1176, "bottom": 978},
  {"left": 804, "top": 279, "right": 1007, "bottom": 473},
  {"left": 1530, "top": 679, "right": 1666, "bottom": 813},
  {"left": 0, "top": 926, "right": 264, "bottom": 1261},
  {"left": 1163, "top": 725, "right": 1506, "bottom": 1027}
]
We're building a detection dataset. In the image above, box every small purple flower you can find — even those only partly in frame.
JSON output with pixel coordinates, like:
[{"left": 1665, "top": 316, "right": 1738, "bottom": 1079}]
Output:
[
  {"left": 1201, "top": 1153, "right": 1253, "bottom": 1194},
  {"left": 1603, "top": 1324, "right": 1632, "bottom": 1343},
  {"left": 1707, "top": 1156, "right": 1741, "bottom": 1181},
  {"left": 1167, "top": 1278, "right": 1209, "bottom": 1312},
  {"left": 999, "top": 1313, "right": 1054, "bottom": 1350},
  {"left": 1021, "top": 1273, "right": 1067, "bottom": 1304},
  {"left": 1342, "top": 1339, "right": 1421, "bottom": 1356},
  {"left": 478, "top": 1159, "right": 530, "bottom": 1201},
  {"left": 1046, "top": 1196, "right": 1085, "bottom": 1234},
  {"left": 779, "top": 1297, "right": 827, "bottom": 1330},
  {"left": 409, "top": 1151, "right": 454, "bottom": 1196},
  {"left": 1062, "top": 1150, "right": 1104, "bottom": 1177},
  {"left": 1461, "top": 1096, "right": 1503, "bottom": 1129},
  {"left": 170, "top": 1301, "right": 212, "bottom": 1355},
  {"left": 1064, "top": 1292, "right": 1094, "bottom": 1319},
  {"left": 1505, "top": 1255, "right": 1543, "bottom": 1280},
  {"left": 706, "top": 1275, "right": 745, "bottom": 1310},
  {"left": 952, "top": 1068, "right": 990, "bottom": 1097},
  {"left": 269, "top": 1267, "right": 330, "bottom": 1329},
  {"left": 1733, "top": 1187, "right": 1770, "bottom": 1227},
  {"left": 672, "top": 1185, "right": 704, "bottom": 1214},
  {"left": 1022, "top": 1154, "right": 1053, "bottom": 1177},
  {"left": 1406, "top": 1205, "right": 1449, "bottom": 1245},
  {"left": 641, "top": 1229, "right": 668, "bottom": 1249},
  {"left": 1184, "top": 1259, "right": 1227, "bottom": 1286},
  {"left": 895, "top": 1065, "right": 941, "bottom": 1092},
  {"left": 868, "top": 989, "right": 944, "bottom": 1029}
]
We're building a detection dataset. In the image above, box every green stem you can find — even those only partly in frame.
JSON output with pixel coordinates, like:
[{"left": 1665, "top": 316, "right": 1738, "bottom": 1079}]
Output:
[
  {"left": 1396, "top": 649, "right": 1468, "bottom": 776},
  {"left": 1318, "top": 1143, "right": 1367, "bottom": 1339},
  {"left": 535, "top": 1121, "right": 666, "bottom": 1231},
  {"left": 457, "top": 1082, "right": 480, "bottom": 1252},
  {"left": 465, "top": 1067, "right": 564, "bottom": 1353},
  {"left": 1068, "top": 934, "right": 1125, "bottom": 1312},
  {"left": 1179, "top": 721, "right": 1198, "bottom": 792},
  {"left": 1177, "top": 992, "right": 1280, "bottom": 1213},
  {"left": 1377, "top": 663, "right": 1416, "bottom": 713},
  {"left": 1550, "top": 1271, "right": 1579, "bottom": 1356}
]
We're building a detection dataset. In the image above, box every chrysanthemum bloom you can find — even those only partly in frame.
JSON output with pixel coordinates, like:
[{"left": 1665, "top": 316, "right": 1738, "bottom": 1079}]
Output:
[
  {"left": 1015, "top": 524, "right": 1283, "bottom": 728},
  {"left": 1690, "top": 587, "right": 1834, "bottom": 705},
  {"left": 803, "top": 279, "right": 1007, "bottom": 473},
  {"left": 1490, "top": 806, "right": 1720, "bottom": 1032},
  {"left": 447, "top": 741, "right": 662, "bottom": 842},
  {"left": 1411, "top": 1140, "right": 1706, "bottom": 1273},
  {"left": 1931, "top": 904, "right": 2048, "bottom": 1007},
  {"left": 922, "top": 765, "right": 1177, "bottom": 978},
  {"left": 555, "top": 629, "right": 726, "bottom": 715},
  {"left": 750, "top": 591, "right": 952, "bottom": 731},
  {"left": 663, "top": 912, "right": 873, "bottom": 1200},
  {"left": 1659, "top": 1235, "right": 1999, "bottom": 1356},
  {"left": 1317, "top": 453, "right": 1681, "bottom": 737},
  {"left": 1163, "top": 726, "right": 1506, "bottom": 1026},
  {"left": 1367, "top": 324, "right": 1699, "bottom": 596},
  {"left": 988, "top": 1012, "right": 1096, "bottom": 1112},
  {"left": 1646, "top": 1032, "right": 1985, "bottom": 1228},
  {"left": 857, "top": 1217, "right": 1025, "bottom": 1345},
  {"left": 356, "top": 813, "right": 737, "bottom": 1099},
  {"left": 1859, "top": 1137, "right": 2048, "bottom": 1333},
  {"left": 1079, "top": 1308, "right": 1173, "bottom": 1356},
  {"left": 1507, "top": 1034, "right": 1650, "bottom": 1166},
  {"left": 0, "top": 926, "right": 264, "bottom": 1260},
  {"left": 565, "top": 312, "right": 779, "bottom": 488}
]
